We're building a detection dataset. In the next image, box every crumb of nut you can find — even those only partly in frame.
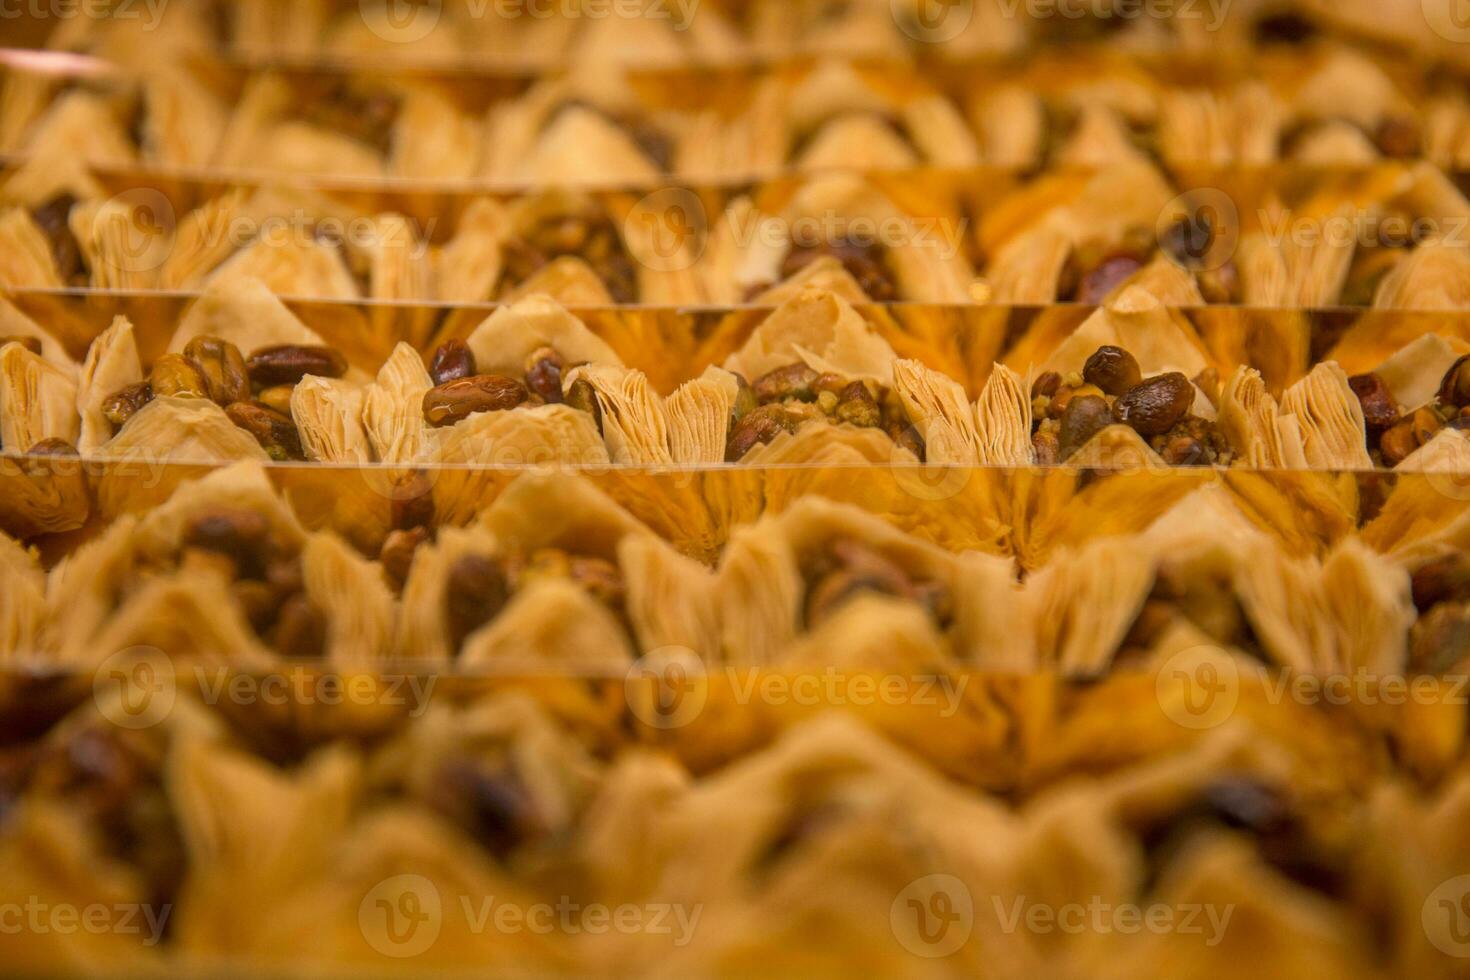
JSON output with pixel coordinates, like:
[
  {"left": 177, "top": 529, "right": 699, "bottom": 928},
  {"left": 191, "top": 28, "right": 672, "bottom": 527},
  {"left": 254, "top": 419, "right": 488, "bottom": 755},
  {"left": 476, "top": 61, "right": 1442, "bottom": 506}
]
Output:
[
  {"left": 1379, "top": 420, "right": 1419, "bottom": 466},
  {"left": 256, "top": 385, "right": 296, "bottom": 416},
  {"left": 1049, "top": 383, "right": 1105, "bottom": 419},
  {"left": 1031, "top": 372, "right": 1063, "bottom": 400},
  {"left": 835, "top": 382, "right": 881, "bottom": 428},
  {"left": 1032, "top": 428, "right": 1060, "bottom": 464},
  {"left": 103, "top": 382, "right": 153, "bottom": 430}
]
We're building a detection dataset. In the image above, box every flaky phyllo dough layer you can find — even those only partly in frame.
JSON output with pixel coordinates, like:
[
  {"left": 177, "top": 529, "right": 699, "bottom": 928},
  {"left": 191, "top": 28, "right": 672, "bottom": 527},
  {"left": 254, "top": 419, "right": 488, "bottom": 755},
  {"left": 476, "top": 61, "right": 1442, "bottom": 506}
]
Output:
[
  {"left": 4, "top": 452, "right": 1470, "bottom": 674},
  {"left": 1, "top": 672, "right": 1466, "bottom": 977}
]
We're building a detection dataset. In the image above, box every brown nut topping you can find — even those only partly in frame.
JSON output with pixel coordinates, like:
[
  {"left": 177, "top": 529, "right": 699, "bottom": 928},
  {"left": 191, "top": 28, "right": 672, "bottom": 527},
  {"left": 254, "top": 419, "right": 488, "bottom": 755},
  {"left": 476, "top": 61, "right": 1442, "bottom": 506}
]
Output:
[
  {"left": 446, "top": 554, "right": 509, "bottom": 650},
  {"left": 520, "top": 549, "right": 626, "bottom": 610},
  {"left": 1349, "top": 373, "right": 1399, "bottom": 432},
  {"left": 183, "top": 336, "right": 249, "bottom": 406},
  {"left": 1409, "top": 601, "right": 1470, "bottom": 675},
  {"left": 184, "top": 509, "right": 271, "bottom": 571},
  {"left": 150, "top": 353, "right": 208, "bottom": 399},
  {"left": 300, "top": 84, "right": 401, "bottom": 155},
  {"left": 272, "top": 594, "right": 327, "bottom": 659},
  {"left": 26, "top": 438, "right": 78, "bottom": 457},
  {"left": 524, "top": 348, "right": 565, "bottom": 404},
  {"left": 834, "top": 381, "right": 881, "bottom": 428},
  {"left": 1376, "top": 115, "right": 1422, "bottom": 159},
  {"left": 380, "top": 527, "right": 432, "bottom": 591},
  {"left": 1077, "top": 255, "right": 1142, "bottom": 305},
  {"left": 1031, "top": 371, "right": 1063, "bottom": 400},
  {"left": 246, "top": 345, "right": 348, "bottom": 388},
  {"left": 423, "top": 375, "right": 530, "bottom": 428},
  {"left": 732, "top": 373, "right": 757, "bottom": 424},
  {"left": 1083, "top": 346, "right": 1143, "bottom": 396},
  {"left": 232, "top": 581, "right": 278, "bottom": 636},
  {"left": 1159, "top": 216, "right": 1213, "bottom": 268},
  {"left": 726, "top": 404, "right": 797, "bottom": 461},
  {"left": 1114, "top": 373, "right": 1194, "bottom": 436},
  {"left": 1440, "top": 355, "right": 1470, "bottom": 408},
  {"left": 804, "top": 539, "right": 951, "bottom": 629},
  {"left": 226, "top": 402, "right": 305, "bottom": 461},
  {"left": 1032, "top": 428, "right": 1060, "bottom": 464},
  {"left": 391, "top": 473, "right": 436, "bottom": 531},
  {"left": 0, "top": 336, "right": 42, "bottom": 355},
  {"left": 1058, "top": 394, "right": 1114, "bottom": 459},
  {"left": 781, "top": 239, "right": 898, "bottom": 303},
  {"left": 564, "top": 378, "right": 603, "bottom": 429},
  {"left": 805, "top": 570, "right": 883, "bottom": 628},
  {"left": 32, "top": 194, "right": 85, "bottom": 284},
  {"left": 1379, "top": 420, "right": 1420, "bottom": 466},
  {"left": 1412, "top": 555, "right": 1470, "bottom": 613},
  {"left": 429, "top": 339, "right": 477, "bottom": 386},
  {"left": 753, "top": 363, "right": 820, "bottom": 404},
  {"left": 427, "top": 760, "right": 538, "bottom": 857},
  {"left": 1160, "top": 435, "right": 1209, "bottom": 466},
  {"left": 890, "top": 422, "right": 926, "bottom": 462},
  {"left": 102, "top": 382, "right": 153, "bottom": 430},
  {"left": 1196, "top": 261, "right": 1240, "bottom": 305},
  {"left": 1049, "top": 383, "right": 1106, "bottom": 419},
  {"left": 1411, "top": 406, "right": 1444, "bottom": 447}
]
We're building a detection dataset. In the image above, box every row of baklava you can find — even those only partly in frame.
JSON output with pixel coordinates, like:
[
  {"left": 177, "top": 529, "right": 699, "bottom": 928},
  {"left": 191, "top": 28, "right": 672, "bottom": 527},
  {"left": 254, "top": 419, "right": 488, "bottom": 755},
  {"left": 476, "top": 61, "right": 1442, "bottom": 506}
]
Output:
[
  {"left": 5, "top": 162, "right": 1470, "bottom": 309},
  {"left": 4, "top": 281, "right": 1469, "bottom": 488},
  {"left": 7, "top": 45, "right": 1470, "bottom": 184},
  {"left": 28, "top": 0, "right": 1450, "bottom": 71},
  {"left": 3, "top": 441, "right": 1468, "bottom": 674},
  {"left": 2, "top": 672, "right": 1468, "bottom": 977}
]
